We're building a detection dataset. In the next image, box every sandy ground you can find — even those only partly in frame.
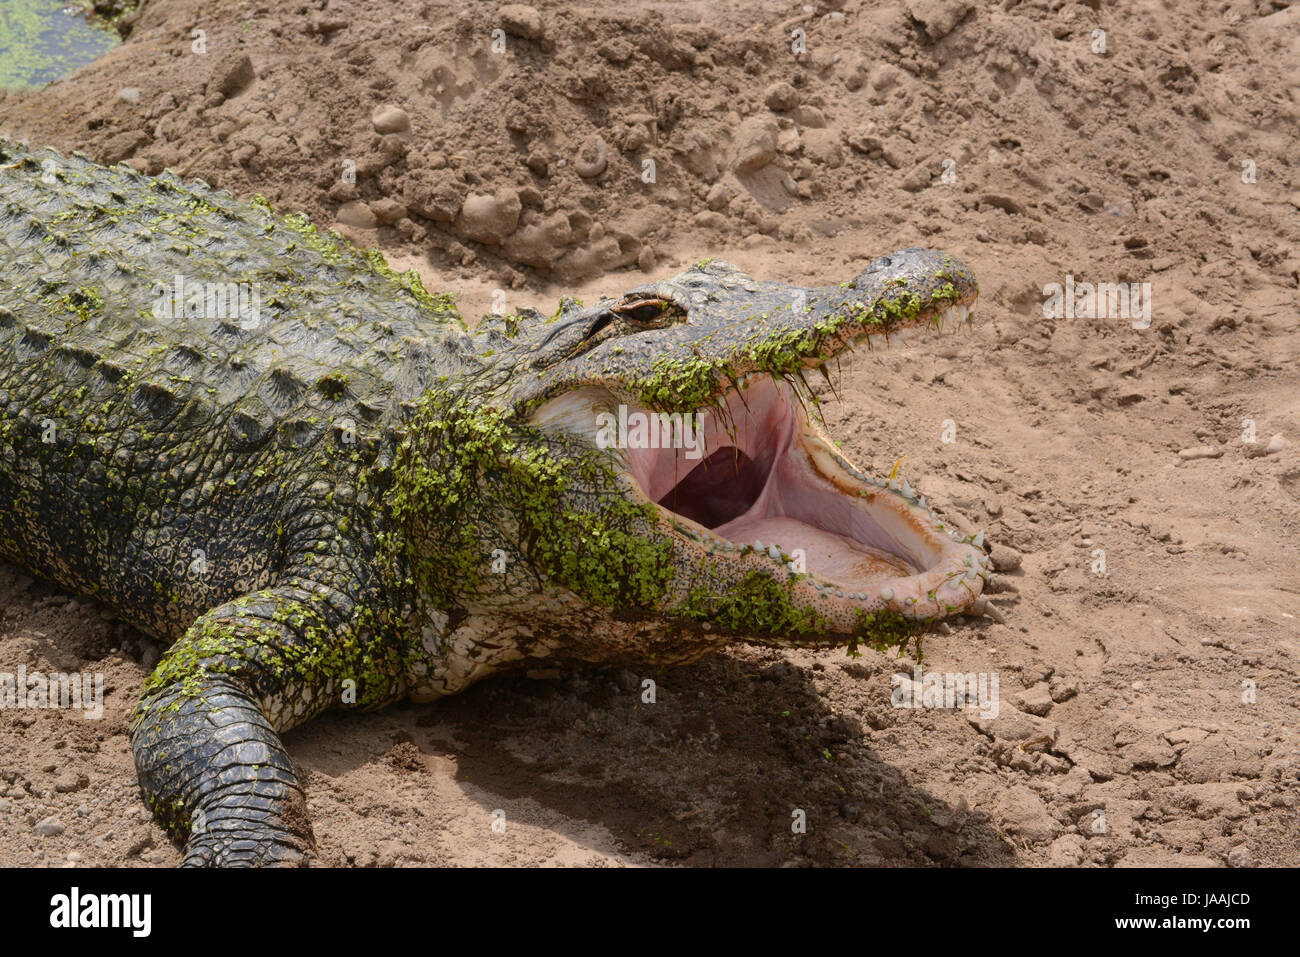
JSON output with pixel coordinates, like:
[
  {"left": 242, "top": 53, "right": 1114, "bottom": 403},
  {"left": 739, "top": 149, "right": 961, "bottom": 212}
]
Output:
[{"left": 0, "top": 0, "right": 1298, "bottom": 867}]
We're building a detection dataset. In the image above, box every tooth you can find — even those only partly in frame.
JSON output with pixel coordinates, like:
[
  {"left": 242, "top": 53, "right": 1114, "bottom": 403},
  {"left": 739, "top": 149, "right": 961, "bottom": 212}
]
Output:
[
  {"left": 835, "top": 589, "right": 844, "bottom": 598},
  {"left": 900, "top": 478, "right": 913, "bottom": 499},
  {"left": 972, "top": 530, "right": 985, "bottom": 549},
  {"left": 880, "top": 587, "right": 894, "bottom": 600},
  {"left": 918, "top": 496, "right": 927, "bottom": 508},
  {"left": 754, "top": 540, "right": 763, "bottom": 552},
  {"left": 768, "top": 543, "right": 781, "bottom": 561}
]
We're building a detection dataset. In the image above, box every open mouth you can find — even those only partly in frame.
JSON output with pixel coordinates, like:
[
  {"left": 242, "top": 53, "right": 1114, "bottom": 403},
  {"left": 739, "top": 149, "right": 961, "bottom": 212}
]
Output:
[
  {"left": 633, "top": 377, "right": 921, "bottom": 585},
  {"left": 528, "top": 377, "right": 990, "bottom": 628},
  {"left": 616, "top": 373, "right": 988, "bottom": 623},
  {"left": 521, "top": 258, "right": 993, "bottom": 631}
]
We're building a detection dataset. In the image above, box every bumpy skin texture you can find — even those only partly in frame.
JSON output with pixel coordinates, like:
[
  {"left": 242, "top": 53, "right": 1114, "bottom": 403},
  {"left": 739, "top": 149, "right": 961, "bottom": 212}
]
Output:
[{"left": 0, "top": 140, "right": 982, "bottom": 865}]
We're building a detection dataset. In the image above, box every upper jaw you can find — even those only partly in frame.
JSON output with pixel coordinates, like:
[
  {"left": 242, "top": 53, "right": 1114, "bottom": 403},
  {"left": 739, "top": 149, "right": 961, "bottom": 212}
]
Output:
[{"left": 508, "top": 248, "right": 979, "bottom": 419}]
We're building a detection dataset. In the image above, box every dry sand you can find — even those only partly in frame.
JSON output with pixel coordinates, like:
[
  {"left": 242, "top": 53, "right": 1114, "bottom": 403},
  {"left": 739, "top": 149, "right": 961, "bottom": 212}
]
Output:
[{"left": 0, "top": 0, "right": 1297, "bottom": 866}]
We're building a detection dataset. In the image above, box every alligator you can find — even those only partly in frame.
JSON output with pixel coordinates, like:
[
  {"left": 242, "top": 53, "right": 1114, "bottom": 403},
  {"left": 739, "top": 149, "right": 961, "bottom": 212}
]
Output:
[{"left": 0, "top": 138, "right": 997, "bottom": 866}]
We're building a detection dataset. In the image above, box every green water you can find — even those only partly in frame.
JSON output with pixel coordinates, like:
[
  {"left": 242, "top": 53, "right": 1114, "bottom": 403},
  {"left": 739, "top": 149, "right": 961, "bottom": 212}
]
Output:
[{"left": 0, "top": 1, "right": 119, "bottom": 90}]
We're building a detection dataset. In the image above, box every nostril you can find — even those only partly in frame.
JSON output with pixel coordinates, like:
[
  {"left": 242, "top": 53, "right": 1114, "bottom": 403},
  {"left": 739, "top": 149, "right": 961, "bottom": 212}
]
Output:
[{"left": 871, "top": 256, "right": 892, "bottom": 269}]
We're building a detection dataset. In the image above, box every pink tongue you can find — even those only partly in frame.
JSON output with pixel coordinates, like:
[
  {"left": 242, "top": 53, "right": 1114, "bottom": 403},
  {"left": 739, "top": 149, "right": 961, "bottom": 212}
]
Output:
[
  {"left": 709, "top": 412, "right": 917, "bottom": 589},
  {"left": 715, "top": 514, "right": 915, "bottom": 587}
]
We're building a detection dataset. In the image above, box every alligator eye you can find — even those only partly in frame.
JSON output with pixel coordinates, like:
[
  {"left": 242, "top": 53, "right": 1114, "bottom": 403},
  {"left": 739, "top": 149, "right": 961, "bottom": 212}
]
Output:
[
  {"left": 610, "top": 296, "right": 684, "bottom": 326},
  {"left": 612, "top": 298, "right": 669, "bottom": 323}
]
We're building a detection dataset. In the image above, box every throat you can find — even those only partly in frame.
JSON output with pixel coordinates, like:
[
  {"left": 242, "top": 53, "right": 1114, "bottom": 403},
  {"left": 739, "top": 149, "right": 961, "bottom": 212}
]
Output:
[{"left": 634, "top": 380, "right": 921, "bottom": 590}]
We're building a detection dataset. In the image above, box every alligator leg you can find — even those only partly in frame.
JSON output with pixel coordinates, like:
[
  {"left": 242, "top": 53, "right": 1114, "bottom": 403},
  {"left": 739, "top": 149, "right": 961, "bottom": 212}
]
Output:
[{"left": 128, "top": 579, "right": 405, "bottom": 866}]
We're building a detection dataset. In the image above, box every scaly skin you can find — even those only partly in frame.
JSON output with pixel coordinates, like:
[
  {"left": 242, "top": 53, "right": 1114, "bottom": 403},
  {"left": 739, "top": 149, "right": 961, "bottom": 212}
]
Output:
[{"left": 0, "top": 139, "right": 991, "bottom": 865}]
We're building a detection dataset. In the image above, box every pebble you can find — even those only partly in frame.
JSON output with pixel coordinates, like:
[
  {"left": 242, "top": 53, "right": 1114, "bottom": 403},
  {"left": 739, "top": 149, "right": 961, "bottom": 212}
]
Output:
[
  {"left": 457, "top": 188, "right": 522, "bottom": 245},
  {"left": 336, "top": 200, "right": 378, "bottom": 229},
  {"left": 1177, "top": 445, "right": 1222, "bottom": 461},
  {"left": 1265, "top": 433, "right": 1287, "bottom": 454},
  {"left": 1227, "top": 845, "right": 1253, "bottom": 868},
  {"left": 498, "top": 4, "right": 544, "bottom": 40},
  {"left": 731, "top": 117, "right": 778, "bottom": 174},
  {"left": 989, "top": 543, "right": 1022, "bottom": 572},
  {"left": 34, "top": 816, "right": 64, "bottom": 837},
  {"left": 212, "top": 54, "right": 255, "bottom": 99},
  {"left": 763, "top": 82, "right": 801, "bottom": 112},
  {"left": 53, "top": 772, "right": 88, "bottom": 794},
  {"left": 371, "top": 105, "right": 411, "bottom": 135}
]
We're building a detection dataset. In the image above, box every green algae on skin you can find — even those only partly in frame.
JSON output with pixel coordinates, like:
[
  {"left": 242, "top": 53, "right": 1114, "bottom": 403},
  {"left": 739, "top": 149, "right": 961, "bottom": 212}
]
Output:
[{"left": 389, "top": 393, "right": 674, "bottom": 613}]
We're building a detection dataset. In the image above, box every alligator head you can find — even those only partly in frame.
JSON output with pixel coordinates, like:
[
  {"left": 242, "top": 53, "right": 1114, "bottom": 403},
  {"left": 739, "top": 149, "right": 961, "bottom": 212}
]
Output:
[{"left": 394, "top": 249, "right": 994, "bottom": 691}]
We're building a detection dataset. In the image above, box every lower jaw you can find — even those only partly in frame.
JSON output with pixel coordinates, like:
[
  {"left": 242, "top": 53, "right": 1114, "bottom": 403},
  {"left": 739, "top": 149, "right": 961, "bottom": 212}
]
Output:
[{"left": 664, "top": 502, "right": 989, "bottom": 631}]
